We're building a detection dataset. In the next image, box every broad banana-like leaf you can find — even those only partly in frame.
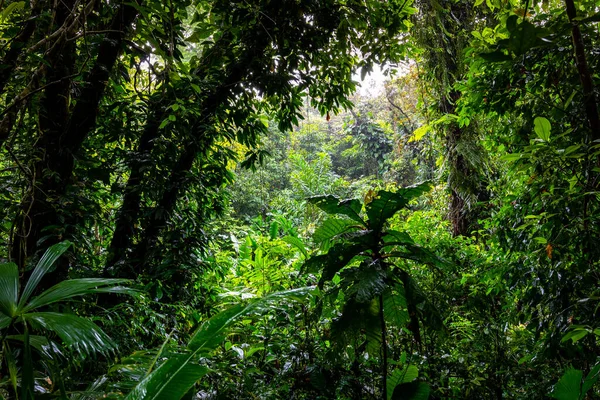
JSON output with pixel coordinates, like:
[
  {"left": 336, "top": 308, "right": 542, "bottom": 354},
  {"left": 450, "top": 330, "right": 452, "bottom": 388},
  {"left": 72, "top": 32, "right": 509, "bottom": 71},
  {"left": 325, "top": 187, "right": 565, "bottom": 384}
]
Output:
[
  {"left": 126, "top": 287, "right": 314, "bottom": 400},
  {"left": 21, "top": 278, "right": 134, "bottom": 312},
  {"left": 308, "top": 195, "right": 366, "bottom": 225},
  {"left": 0, "top": 262, "right": 19, "bottom": 317},
  {"left": 18, "top": 241, "right": 72, "bottom": 309},
  {"left": 22, "top": 312, "right": 116, "bottom": 356}
]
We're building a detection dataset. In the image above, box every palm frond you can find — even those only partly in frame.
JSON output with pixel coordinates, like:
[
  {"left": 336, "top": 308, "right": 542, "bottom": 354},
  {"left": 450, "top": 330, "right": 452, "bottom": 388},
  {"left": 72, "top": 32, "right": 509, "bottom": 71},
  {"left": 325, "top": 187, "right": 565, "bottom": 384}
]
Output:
[
  {"left": 22, "top": 278, "right": 134, "bottom": 312},
  {"left": 18, "top": 241, "right": 72, "bottom": 309},
  {"left": 0, "top": 262, "right": 19, "bottom": 317},
  {"left": 22, "top": 312, "right": 116, "bottom": 356}
]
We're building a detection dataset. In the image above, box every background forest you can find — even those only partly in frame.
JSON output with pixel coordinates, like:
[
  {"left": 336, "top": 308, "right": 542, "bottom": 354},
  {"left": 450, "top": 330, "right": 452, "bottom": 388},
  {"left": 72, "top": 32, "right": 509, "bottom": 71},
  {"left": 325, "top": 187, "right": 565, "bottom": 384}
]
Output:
[{"left": 0, "top": 0, "right": 599, "bottom": 398}]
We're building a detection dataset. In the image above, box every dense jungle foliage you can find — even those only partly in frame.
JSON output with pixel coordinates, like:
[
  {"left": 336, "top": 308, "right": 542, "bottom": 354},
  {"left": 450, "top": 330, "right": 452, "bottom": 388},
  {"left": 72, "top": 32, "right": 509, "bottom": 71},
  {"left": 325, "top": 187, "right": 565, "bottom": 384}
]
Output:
[{"left": 1, "top": 0, "right": 600, "bottom": 398}]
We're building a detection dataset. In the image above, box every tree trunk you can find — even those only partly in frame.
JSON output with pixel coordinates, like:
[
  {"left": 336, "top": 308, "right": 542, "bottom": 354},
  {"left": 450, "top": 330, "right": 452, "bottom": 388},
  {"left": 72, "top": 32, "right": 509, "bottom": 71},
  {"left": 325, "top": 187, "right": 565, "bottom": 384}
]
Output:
[{"left": 10, "top": 1, "right": 139, "bottom": 279}]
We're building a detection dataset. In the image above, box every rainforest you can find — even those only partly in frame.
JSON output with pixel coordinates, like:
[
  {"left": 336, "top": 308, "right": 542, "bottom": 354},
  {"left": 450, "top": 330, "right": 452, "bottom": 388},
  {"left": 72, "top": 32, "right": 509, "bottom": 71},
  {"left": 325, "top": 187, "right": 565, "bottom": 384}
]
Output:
[{"left": 0, "top": 0, "right": 599, "bottom": 398}]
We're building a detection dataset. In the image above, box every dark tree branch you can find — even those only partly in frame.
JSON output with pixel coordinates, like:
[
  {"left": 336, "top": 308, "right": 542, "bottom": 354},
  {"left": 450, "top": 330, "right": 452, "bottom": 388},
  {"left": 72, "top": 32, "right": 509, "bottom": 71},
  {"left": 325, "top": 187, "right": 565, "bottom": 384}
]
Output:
[{"left": 565, "top": 0, "right": 600, "bottom": 142}]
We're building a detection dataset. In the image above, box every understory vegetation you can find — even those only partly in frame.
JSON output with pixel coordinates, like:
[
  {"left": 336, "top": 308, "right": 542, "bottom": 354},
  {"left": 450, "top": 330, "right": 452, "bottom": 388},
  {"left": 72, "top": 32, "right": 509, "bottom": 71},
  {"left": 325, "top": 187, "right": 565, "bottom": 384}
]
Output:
[{"left": 1, "top": 0, "right": 600, "bottom": 398}]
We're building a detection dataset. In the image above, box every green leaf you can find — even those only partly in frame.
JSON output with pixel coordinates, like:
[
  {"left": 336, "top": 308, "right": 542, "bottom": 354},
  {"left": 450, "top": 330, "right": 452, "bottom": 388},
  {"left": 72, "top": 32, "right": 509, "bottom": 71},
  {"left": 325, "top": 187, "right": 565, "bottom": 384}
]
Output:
[
  {"left": 388, "top": 365, "right": 419, "bottom": 400},
  {"left": 550, "top": 367, "right": 582, "bottom": 400},
  {"left": 344, "top": 262, "right": 388, "bottom": 303},
  {"left": 312, "top": 218, "right": 362, "bottom": 244},
  {"left": 383, "top": 230, "right": 415, "bottom": 245},
  {"left": 561, "top": 328, "right": 589, "bottom": 344},
  {"left": 409, "top": 125, "right": 430, "bottom": 142},
  {"left": 282, "top": 236, "right": 308, "bottom": 258},
  {"left": 23, "top": 312, "right": 116, "bottom": 356},
  {"left": 22, "top": 278, "right": 134, "bottom": 312},
  {"left": 127, "top": 288, "right": 313, "bottom": 400},
  {"left": 19, "top": 241, "right": 72, "bottom": 309},
  {"left": 3, "top": 342, "right": 18, "bottom": 397},
  {"left": 582, "top": 363, "right": 600, "bottom": 396},
  {"left": 0, "top": 1, "right": 24, "bottom": 23},
  {"left": 534, "top": 117, "right": 551, "bottom": 142},
  {"left": 392, "top": 382, "right": 430, "bottom": 400},
  {"left": 304, "top": 242, "right": 366, "bottom": 286},
  {"left": 0, "top": 262, "right": 19, "bottom": 317},
  {"left": 383, "top": 285, "right": 409, "bottom": 327},
  {"left": 366, "top": 183, "right": 431, "bottom": 232},
  {"left": 308, "top": 195, "right": 365, "bottom": 225},
  {"left": 21, "top": 325, "right": 34, "bottom": 400}
]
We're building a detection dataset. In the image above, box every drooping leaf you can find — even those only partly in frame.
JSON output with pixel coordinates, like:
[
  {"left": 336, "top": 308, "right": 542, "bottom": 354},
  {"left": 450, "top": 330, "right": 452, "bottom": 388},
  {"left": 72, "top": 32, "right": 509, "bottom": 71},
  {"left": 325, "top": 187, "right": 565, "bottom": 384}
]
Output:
[
  {"left": 23, "top": 312, "right": 116, "bottom": 356},
  {"left": 550, "top": 367, "right": 582, "bottom": 400},
  {"left": 282, "top": 236, "right": 308, "bottom": 258},
  {"left": 18, "top": 241, "right": 72, "bottom": 309},
  {"left": 0, "top": 262, "right": 19, "bottom": 317},
  {"left": 308, "top": 195, "right": 365, "bottom": 225}
]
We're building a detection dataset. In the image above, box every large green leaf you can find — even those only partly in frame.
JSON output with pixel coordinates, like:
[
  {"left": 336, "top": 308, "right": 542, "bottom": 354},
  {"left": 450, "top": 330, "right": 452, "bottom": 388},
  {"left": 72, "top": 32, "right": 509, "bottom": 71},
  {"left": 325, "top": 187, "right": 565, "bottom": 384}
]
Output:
[
  {"left": 550, "top": 367, "right": 582, "bottom": 400},
  {"left": 125, "top": 354, "right": 210, "bottom": 400},
  {"left": 366, "top": 183, "right": 431, "bottom": 232},
  {"left": 308, "top": 195, "right": 365, "bottom": 225},
  {"left": 0, "top": 262, "right": 19, "bottom": 317},
  {"left": 305, "top": 242, "right": 366, "bottom": 287},
  {"left": 18, "top": 241, "right": 72, "bottom": 309},
  {"left": 22, "top": 312, "right": 116, "bottom": 356},
  {"left": 22, "top": 278, "right": 134, "bottom": 313},
  {"left": 392, "top": 381, "right": 430, "bottom": 400},
  {"left": 387, "top": 365, "right": 419, "bottom": 400},
  {"left": 127, "top": 287, "right": 314, "bottom": 400},
  {"left": 383, "top": 285, "right": 409, "bottom": 328},
  {"left": 312, "top": 217, "right": 362, "bottom": 244},
  {"left": 343, "top": 261, "right": 388, "bottom": 303},
  {"left": 330, "top": 297, "right": 380, "bottom": 356},
  {"left": 386, "top": 243, "right": 448, "bottom": 269}
]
